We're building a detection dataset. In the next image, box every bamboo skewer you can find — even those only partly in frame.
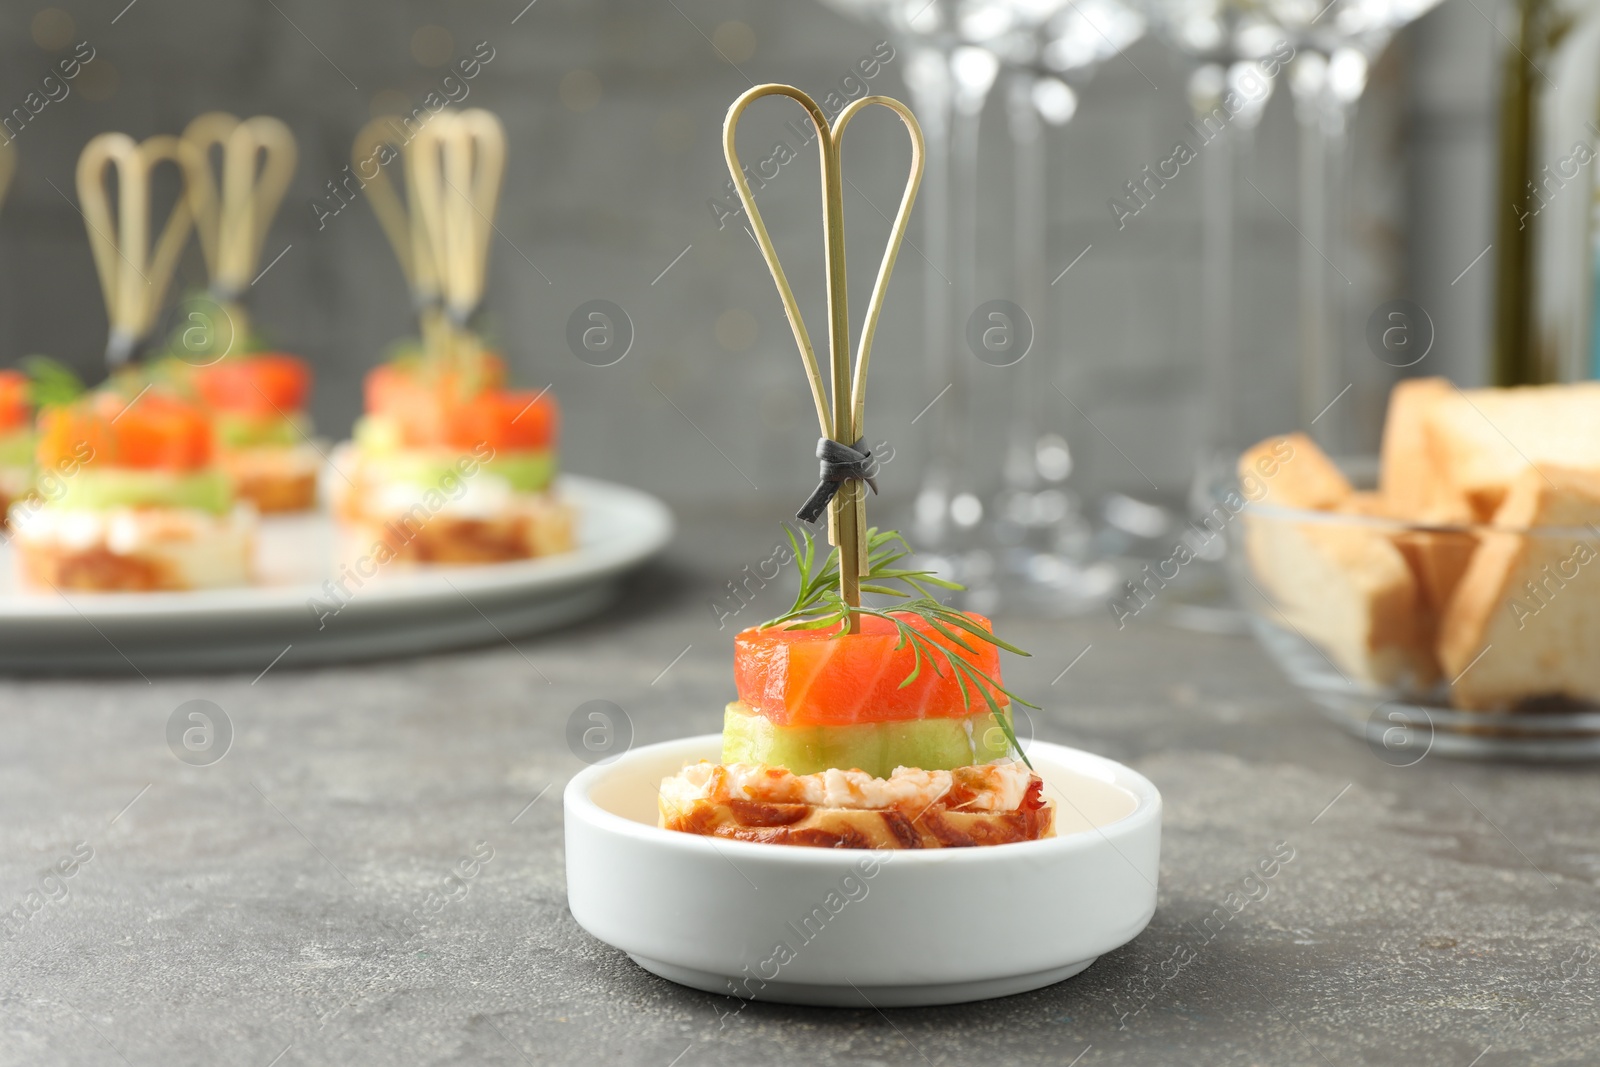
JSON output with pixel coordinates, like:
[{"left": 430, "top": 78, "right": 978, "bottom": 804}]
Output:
[
  {"left": 0, "top": 141, "right": 16, "bottom": 220},
  {"left": 409, "top": 109, "right": 506, "bottom": 384},
  {"left": 355, "top": 109, "right": 506, "bottom": 383},
  {"left": 723, "top": 86, "right": 925, "bottom": 629},
  {"left": 77, "top": 133, "right": 195, "bottom": 369},
  {"left": 353, "top": 116, "right": 447, "bottom": 357},
  {"left": 180, "top": 113, "right": 296, "bottom": 347}
]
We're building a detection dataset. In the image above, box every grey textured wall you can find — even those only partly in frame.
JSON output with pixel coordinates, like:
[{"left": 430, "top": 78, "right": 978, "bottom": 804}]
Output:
[{"left": 0, "top": 0, "right": 1489, "bottom": 511}]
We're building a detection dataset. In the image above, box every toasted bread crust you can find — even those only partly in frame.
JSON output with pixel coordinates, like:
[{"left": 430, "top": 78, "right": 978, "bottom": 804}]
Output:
[
  {"left": 661, "top": 764, "right": 1055, "bottom": 849},
  {"left": 1379, "top": 378, "right": 1471, "bottom": 521},
  {"left": 342, "top": 498, "right": 575, "bottom": 564},
  {"left": 231, "top": 469, "right": 318, "bottom": 513},
  {"left": 1336, "top": 491, "right": 1476, "bottom": 663},
  {"left": 218, "top": 446, "right": 320, "bottom": 514},
  {"left": 1424, "top": 382, "right": 1600, "bottom": 521},
  {"left": 1441, "top": 466, "right": 1600, "bottom": 710},
  {"left": 11, "top": 507, "right": 255, "bottom": 592},
  {"left": 1241, "top": 435, "right": 1437, "bottom": 686},
  {"left": 16, "top": 541, "right": 174, "bottom": 591},
  {"left": 1239, "top": 432, "right": 1351, "bottom": 510}
]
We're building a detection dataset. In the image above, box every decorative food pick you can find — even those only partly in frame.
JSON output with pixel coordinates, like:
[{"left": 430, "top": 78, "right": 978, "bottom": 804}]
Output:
[
  {"left": 179, "top": 112, "right": 296, "bottom": 345},
  {"left": 334, "top": 108, "right": 573, "bottom": 566},
  {"left": 77, "top": 133, "right": 194, "bottom": 370},
  {"left": 724, "top": 85, "right": 925, "bottom": 625},
  {"left": 657, "top": 85, "right": 1047, "bottom": 851},
  {"left": 353, "top": 115, "right": 448, "bottom": 356},
  {"left": 353, "top": 108, "right": 506, "bottom": 377},
  {"left": 407, "top": 108, "right": 505, "bottom": 380},
  {"left": 0, "top": 144, "right": 90, "bottom": 532},
  {"left": 0, "top": 139, "right": 14, "bottom": 218},
  {"left": 0, "top": 142, "right": 26, "bottom": 526},
  {"left": 176, "top": 113, "right": 317, "bottom": 514},
  {"left": 6, "top": 133, "right": 252, "bottom": 593}
]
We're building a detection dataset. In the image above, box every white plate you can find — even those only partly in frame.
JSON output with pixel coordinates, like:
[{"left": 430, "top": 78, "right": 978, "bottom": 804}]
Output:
[
  {"left": 565, "top": 735, "right": 1161, "bottom": 1007},
  {"left": 0, "top": 475, "right": 673, "bottom": 673}
]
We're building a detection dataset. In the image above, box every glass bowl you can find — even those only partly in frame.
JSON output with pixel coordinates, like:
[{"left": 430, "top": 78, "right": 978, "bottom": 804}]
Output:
[{"left": 1220, "top": 466, "right": 1600, "bottom": 760}]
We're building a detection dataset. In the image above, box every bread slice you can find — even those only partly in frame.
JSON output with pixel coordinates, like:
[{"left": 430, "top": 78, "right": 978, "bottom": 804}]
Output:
[
  {"left": 10, "top": 505, "right": 254, "bottom": 591},
  {"left": 659, "top": 762, "right": 1055, "bottom": 849},
  {"left": 1424, "top": 381, "right": 1600, "bottom": 521},
  {"left": 1440, "top": 466, "right": 1600, "bottom": 710},
  {"left": 1239, "top": 432, "right": 1351, "bottom": 509},
  {"left": 1335, "top": 490, "right": 1477, "bottom": 660},
  {"left": 1379, "top": 378, "right": 1470, "bottom": 520},
  {"left": 1240, "top": 436, "right": 1437, "bottom": 687},
  {"left": 1382, "top": 379, "right": 1465, "bottom": 521},
  {"left": 220, "top": 443, "right": 320, "bottom": 514}
]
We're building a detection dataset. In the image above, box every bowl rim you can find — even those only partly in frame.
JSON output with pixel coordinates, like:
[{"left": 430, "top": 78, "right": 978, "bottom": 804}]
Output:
[
  {"left": 1221, "top": 458, "right": 1600, "bottom": 538},
  {"left": 564, "top": 734, "right": 1162, "bottom": 867}
]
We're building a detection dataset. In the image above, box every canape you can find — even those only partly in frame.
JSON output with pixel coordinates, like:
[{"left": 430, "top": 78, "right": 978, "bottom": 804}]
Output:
[
  {"left": 565, "top": 80, "right": 1160, "bottom": 1005},
  {"left": 175, "top": 113, "right": 310, "bottom": 512},
  {"left": 10, "top": 386, "right": 253, "bottom": 592},
  {"left": 565, "top": 731, "right": 1158, "bottom": 1006},
  {"left": 332, "top": 355, "right": 572, "bottom": 565},
  {"left": 660, "top": 529, "right": 1053, "bottom": 849},
  {"left": 190, "top": 352, "right": 319, "bottom": 513},
  {"left": 340, "top": 109, "right": 573, "bottom": 567},
  {"left": 0, "top": 370, "right": 33, "bottom": 525}
]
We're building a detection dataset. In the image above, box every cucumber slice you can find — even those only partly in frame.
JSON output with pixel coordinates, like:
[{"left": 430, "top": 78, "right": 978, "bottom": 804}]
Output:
[
  {"left": 362, "top": 447, "right": 556, "bottom": 493},
  {"left": 353, "top": 415, "right": 402, "bottom": 454},
  {"left": 216, "top": 412, "right": 308, "bottom": 448},
  {"left": 484, "top": 451, "right": 556, "bottom": 492},
  {"left": 53, "top": 468, "right": 232, "bottom": 514},
  {"left": 0, "top": 429, "right": 33, "bottom": 468},
  {"left": 721, "top": 700, "right": 1012, "bottom": 778}
]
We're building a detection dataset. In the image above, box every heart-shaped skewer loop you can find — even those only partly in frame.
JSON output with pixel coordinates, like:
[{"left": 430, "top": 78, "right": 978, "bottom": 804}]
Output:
[
  {"left": 723, "top": 85, "right": 925, "bottom": 623},
  {"left": 353, "top": 116, "right": 446, "bottom": 354},
  {"left": 180, "top": 113, "right": 296, "bottom": 304},
  {"left": 77, "top": 133, "right": 195, "bottom": 368}
]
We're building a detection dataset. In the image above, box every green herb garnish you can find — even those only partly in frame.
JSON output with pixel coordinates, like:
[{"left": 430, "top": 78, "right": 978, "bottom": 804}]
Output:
[
  {"left": 763, "top": 525, "right": 1037, "bottom": 769},
  {"left": 21, "top": 355, "right": 84, "bottom": 408},
  {"left": 150, "top": 290, "right": 271, "bottom": 362}
]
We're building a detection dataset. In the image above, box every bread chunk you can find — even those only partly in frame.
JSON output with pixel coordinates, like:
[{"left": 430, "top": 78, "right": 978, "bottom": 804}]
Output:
[
  {"left": 1380, "top": 377, "right": 1470, "bottom": 520},
  {"left": 1239, "top": 432, "right": 1351, "bottom": 510},
  {"left": 1441, "top": 466, "right": 1600, "bottom": 710},
  {"left": 1240, "top": 436, "right": 1437, "bottom": 687},
  {"left": 1424, "top": 381, "right": 1600, "bottom": 521},
  {"left": 660, "top": 761, "right": 1055, "bottom": 849}
]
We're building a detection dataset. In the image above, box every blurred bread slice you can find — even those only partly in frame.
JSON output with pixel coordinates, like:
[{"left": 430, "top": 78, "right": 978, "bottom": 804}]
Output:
[
  {"left": 1424, "top": 381, "right": 1600, "bottom": 521},
  {"left": 1440, "top": 466, "right": 1600, "bottom": 710},
  {"left": 1375, "top": 378, "right": 1517, "bottom": 637},
  {"left": 1380, "top": 377, "right": 1470, "bottom": 520},
  {"left": 1240, "top": 432, "right": 1351, "bottom": 509},
  {"left": 1339, "top": 489, "right": 1478, "bottom": 653},
  {"left": 1241, "top": 435, "right": 1437, "bottom": 687},
  {"left": 1391, "top": 526, "right": 1478, "bottom": 656}
]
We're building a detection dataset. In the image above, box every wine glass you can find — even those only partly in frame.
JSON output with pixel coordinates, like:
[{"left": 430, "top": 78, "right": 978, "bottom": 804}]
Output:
[
  {"left": 1257, "top": 0, "right": 1448, "bottom": 446},
  {"left": 990, "top": 5, "right": 1146, "bottom": 612},
  {"left": 818, "top": 0, "right": 1142, "bottom": 612},
  {"left": 1114, "top": 0, "right": 1286, "bottom": 629}
]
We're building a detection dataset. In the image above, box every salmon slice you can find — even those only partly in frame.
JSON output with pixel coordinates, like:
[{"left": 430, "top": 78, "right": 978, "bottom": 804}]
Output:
[{"left": 733, "top": 611, "right": 1005, "bottom": 726}]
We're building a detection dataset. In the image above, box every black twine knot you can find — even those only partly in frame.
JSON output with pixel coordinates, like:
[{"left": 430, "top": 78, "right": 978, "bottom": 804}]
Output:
[
  {"left": 796, "top": 436, "right": 878, "bottom": 523},
  {"left": 105, "top": 327, "right": 144, "bottom": 369},
  {"left": 208, "top": 282, "right": 247, "bottom": 308},
  {"left": 442, "top": 300, "right": 491, "bottom": 336}
]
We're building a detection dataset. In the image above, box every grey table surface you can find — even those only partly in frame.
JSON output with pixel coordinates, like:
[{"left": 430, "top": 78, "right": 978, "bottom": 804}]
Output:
[{"left": 3, "top": 512, "right": 1597, "bottom": 1067}]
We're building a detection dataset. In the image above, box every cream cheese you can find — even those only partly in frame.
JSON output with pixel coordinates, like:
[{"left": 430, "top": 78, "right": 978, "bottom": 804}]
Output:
[{"left": 665, "top": 759, "right": 1032, "bottom": 813}]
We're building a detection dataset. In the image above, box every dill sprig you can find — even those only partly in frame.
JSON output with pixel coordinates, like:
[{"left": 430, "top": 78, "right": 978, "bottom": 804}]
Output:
[
  {"left": 20, "top": 356, "right": 84, "bottom": 409},
  {"left": 762, "top": 525, "right": 1037, "bottom": 769}
]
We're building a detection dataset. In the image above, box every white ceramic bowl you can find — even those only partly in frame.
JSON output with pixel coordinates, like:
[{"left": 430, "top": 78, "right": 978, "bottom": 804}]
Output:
[{"left": 564, "top": 735, "right": 1161, "bottom": 1007}]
